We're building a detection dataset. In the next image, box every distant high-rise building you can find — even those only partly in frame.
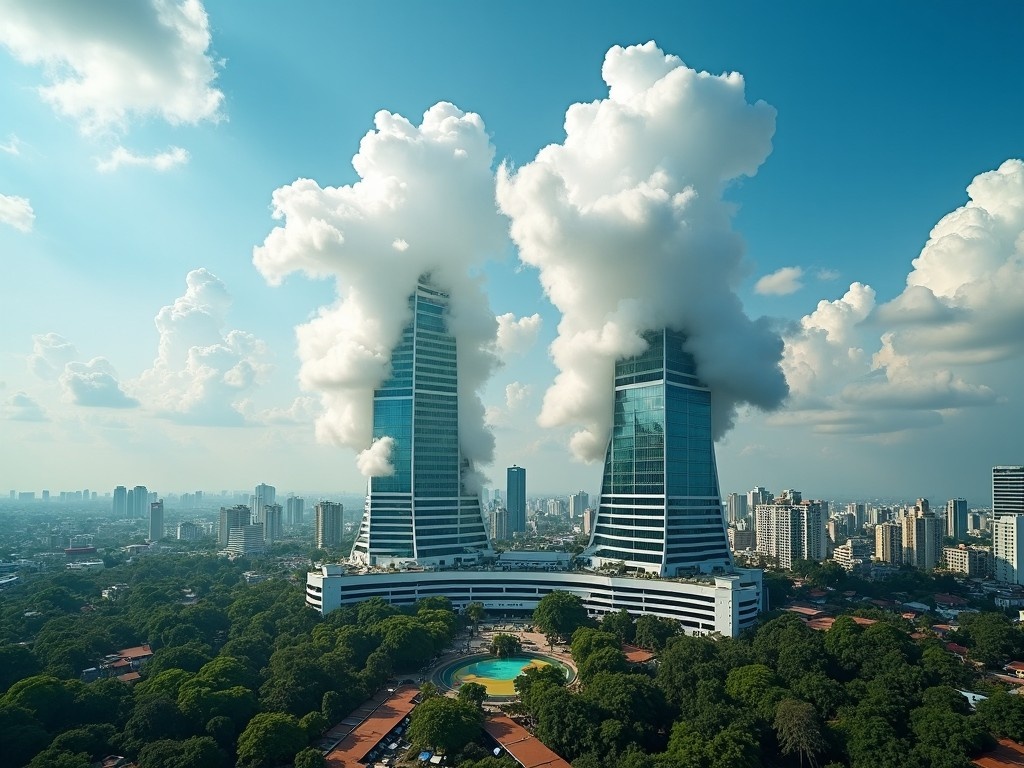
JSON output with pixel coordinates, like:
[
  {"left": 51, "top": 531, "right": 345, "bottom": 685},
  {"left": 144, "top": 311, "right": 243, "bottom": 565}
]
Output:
[
  {"left": 748, "top": 486, "right": 773, "bottom": 510},
  {"left": 263, "top": 503, "right": 283, "bottom": 545},
  {"left": 568, "top": 490, "right": 589, "bottom": 520},
  {"left": 994, "top": 466, "right": 1024, "bottom": 516},
  {"left": 582, "top": 508, "right": 595, "bottom": 537},
  {"left": 755, "top": 494, "right": 827, "bottom": 570},
  {"left": 148, "top": 500, "right": 164, "bottom": 542},
  {"left": 946, "top": 498, "right": 969, "bottom": 539},
  {"left": 586, "top": 329, "right": 732, "bottom": 576},
  {"left": 41, "top": 490, "right": 50, "bottom": 503},
  {"left": 350, "top": 278, "right": 491, "bottom": 567},
  {"left": 315, "top": 501, "right": 344, "bottom": 549},
  {"left": 993, "top": 513, "right": 1024, "bottom": 586},
  {"left": 219, "top": 505, "right": 251, "bottom": 548},
  {"left": 489, "top": 506, "right": 510, "bottom": 541},
  {"left": 874, "top": 520, "right": 903, "bottom": 565},
  {"left": 546, "top": 498, "right": 564, "bottom": 517},
  {"left": 507, "top": 465, "right": 526, "bottom": 535},
  {"left": 253, "top": 483, "right": 276, "bottom": 525},
  {"left": 901, "top": 500, "right": 942, "bottom": 570},
  {"left": 286, "top": 496, "right": 304, "bottom": 526},
  {"left": 113, "top": 486, "right": 127, "bottom": 518},
  {"left": 727, "top": 493, "right": 748, "bottom": 525},
  {"left": 177, "top": 521, "right": 201, "bottom": 541},
  {"left": 132, "top": 486, "right": 148, "bottom": 519}
]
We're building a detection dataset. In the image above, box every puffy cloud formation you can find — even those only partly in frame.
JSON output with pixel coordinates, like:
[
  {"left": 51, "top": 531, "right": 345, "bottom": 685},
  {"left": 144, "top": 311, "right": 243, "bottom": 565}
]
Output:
[
  {"left": 135, "top": 268, "right": 269, "bottom": 425},
  {"left": 0, "top": 0, "right": 223, "bottom": 135},
  {"left": 2, "top": 391, "right": 47, "bottom": 421},
  {"left": 60, "top": 357, "right": 139, "bottom": 408},
  {"left": 254, "top": 102, "right": 505, "bottom": 476},
  {"left": 505, "top": 381, "right": 531, "bottom": 409},
  {"left": 495, "top": 312, "right": 542, "bottom": 357},
  {"left": 779, "top": 160, "right": 1024, "bottom": 434},
  {"left": 96, "top": 145, "right": 189, "bottom": 173},
  {"left": 755, "top": 266, "right": 804, "bottom": 296},
  {"left": 497, "top": 41, "right": 788, "bottom": 461},
  {"left": 28, "top": 332, "right": 79, "bottom": 379},
  {"left": 0, "top": 194, "right": 35, "bottom": 232},
  {"left": 356, "top": 436, "right": 396, "bottom": 478}
]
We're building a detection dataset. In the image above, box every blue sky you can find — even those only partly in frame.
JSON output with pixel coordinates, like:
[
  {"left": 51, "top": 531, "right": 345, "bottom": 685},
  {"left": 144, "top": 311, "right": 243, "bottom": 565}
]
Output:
[{"left": 1, "top": 1, "right": 1022, "bottom": 505}]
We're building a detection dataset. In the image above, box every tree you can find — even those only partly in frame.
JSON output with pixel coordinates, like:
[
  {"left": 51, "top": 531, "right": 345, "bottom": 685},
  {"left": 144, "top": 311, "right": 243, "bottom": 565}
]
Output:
[
  {"left": 466, "top": 602, "right": 486, "bottom": 634},
  {"left": 0, "top": 644, "right": 40, "bottom": 694},
  {"left": 570, "top": 628, "right": 620, "bottom": 666},
  {"left": 490, "top": 633, "right": 522, "bottom": 658},
  {"left": 774, "top": 698, "right": 827, "bottom": 768},
  {"left": 600, "top": 609, "right": 636, "bottom": 644},
  {"left": 0, "top": 704, "right": 50, "bottom": 767},
  {"left": 294, "top": 747, "right": 325, "bottom": 768},
  {"left": 236, "top": 712, "right": 307, "bottom": 768},
  {"left": 634, "top": 615, "right": 680, "bottom": 652},
  {"left": 725, "top": 664, "right": 786, "bottom": 721},
  {"left": 1, "top": 674, "right": 74, "bottom": 730},
  {"left": 407, "top": 696, "right": 483, "bottom": 754},
  {"left": 976, "top": 689, "right": 1024, "bottom": 742},
  {"left": 957, "top": 612, "right": 1021, "bottom": 667},
  {"left": 458, "top": 681, "right": 488, "bottom": 710},
  {"left": 533, "top": 685, "right": 598, "bottom": 761},
  {"left": 533, "top": 592, "right": 589, "bottom": 645},
  {"left": 577, "top": 646, "right": 628, "bottom": 683},
  {"left": 514, "top": 663, "right": 567, "bottom": 711}
]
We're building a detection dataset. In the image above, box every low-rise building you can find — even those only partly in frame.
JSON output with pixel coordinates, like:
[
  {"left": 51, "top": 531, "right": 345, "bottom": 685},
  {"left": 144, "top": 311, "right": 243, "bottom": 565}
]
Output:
[{"left": 943, "top": 545, "right": 992, "bottom": 578}]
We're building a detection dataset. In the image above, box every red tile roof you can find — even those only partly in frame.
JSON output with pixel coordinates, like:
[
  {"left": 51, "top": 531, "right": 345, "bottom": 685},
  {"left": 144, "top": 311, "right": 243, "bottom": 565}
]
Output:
[
  {"left": 621, "top": 644, "right": 655, "bottom": 664},
  {"left": 483, "top": 714, "right": 572, "bottom": 768},
  {"left": 324, "top": 685, "right": 418, "bottom": 767},
  {"left": 974, "top": 738, "right": 1024, "bottom": 767}
]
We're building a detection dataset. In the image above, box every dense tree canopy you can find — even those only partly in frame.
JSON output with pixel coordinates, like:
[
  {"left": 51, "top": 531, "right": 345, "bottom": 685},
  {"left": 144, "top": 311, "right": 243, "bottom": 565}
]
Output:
[{"left": 532, "top": 591, "right": 589, "bottom": 643}]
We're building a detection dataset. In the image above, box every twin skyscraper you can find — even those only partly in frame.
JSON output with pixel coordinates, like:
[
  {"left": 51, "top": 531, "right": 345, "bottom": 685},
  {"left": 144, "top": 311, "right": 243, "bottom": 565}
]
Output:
[{"left": 348, "top": 277, "right": 733, "bottom": 577}]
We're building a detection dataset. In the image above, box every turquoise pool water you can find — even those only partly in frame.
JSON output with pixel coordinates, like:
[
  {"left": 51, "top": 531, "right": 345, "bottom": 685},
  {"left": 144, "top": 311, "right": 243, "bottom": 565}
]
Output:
[{"left": 436, "top": 653, "right": 574, "bottom": 697}]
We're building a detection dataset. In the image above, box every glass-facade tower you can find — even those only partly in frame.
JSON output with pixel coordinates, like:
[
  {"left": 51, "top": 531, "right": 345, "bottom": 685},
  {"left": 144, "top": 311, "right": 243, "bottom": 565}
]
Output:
[
  {"left": 506, "top": 465, "right": 526, "bottom": 535},
  {"left": 350, "top": 278, "right": 491, "bottom": 567},
  {"left": 586, "top": 329, "right": 733, "bottom": 577}
]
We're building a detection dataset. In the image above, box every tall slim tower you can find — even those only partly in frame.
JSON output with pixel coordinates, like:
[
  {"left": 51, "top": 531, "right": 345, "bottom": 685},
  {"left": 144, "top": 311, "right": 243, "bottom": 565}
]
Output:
[
  {"left": 148, "top": 500, "right": 164, "bottom": 542},
  {"left": 113, "top": 486, "right": 127, "bottom": 518},
  {"left": 568, "top": 490, "right": 589, "bottom": 520},
  {"left": 350, "top": 277, "right": 491, "bottom": 567},
  {"left": 586, "top": 329, "right": 732, "bottom": 577},
  {"left": 315, "top": 501, "right": 344, "bottom": 549},
  {"left": 253, "top": 483, "right": 276, "bottom": 525},
  {"left": 946, "top": 498, "right": 968, "bottom": 539},
  {"left": 132, "top": 486, "right": 148, "bottom": 520},
  {"left": 507, "top": 465, "right": 527, "bottom": 534}
]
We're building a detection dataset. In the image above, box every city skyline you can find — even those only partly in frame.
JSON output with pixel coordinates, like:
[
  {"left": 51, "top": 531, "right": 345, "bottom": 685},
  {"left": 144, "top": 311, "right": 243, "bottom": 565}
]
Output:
[{"left": 2, "top": 3, "right": 1023, "bottom": 503}]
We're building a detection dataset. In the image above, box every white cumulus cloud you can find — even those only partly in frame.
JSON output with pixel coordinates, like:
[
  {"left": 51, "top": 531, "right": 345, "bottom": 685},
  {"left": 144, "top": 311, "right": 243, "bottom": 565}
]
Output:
[
  {"left": 253, "top": 102, "right": 506, "bottom": 475},
  {"left": 2, "top": 391, "right": 47, "bottom": 421},
  {"left": 60, "top": 357, "right": 139, "bottom": 408},
  {"left": 778, "top": 161, "right": 1024, "bottom": 436},
  {"left": 495, "top": 312, "right": 542, "bottom": 357},
  {"left": 0, "top": 0, "right": 223, "bottom": 135},
  {"left": 96, "top": 145, "right": 189, "bottom": 173},
  {"left": 497, "top": 41, "right": 787, "bottom": 461},
  {"left": 134, "top": 268, "right": 270, "bottom": 425},
  {"left": 755, "top": 266, "right": 804, "bottom": 296},
  {"left": 356, "top": 436, "right": 396, "bottom": 478},
  {"left": 0, "top": 194, "right": 35, "bottom": 232},
  {"left": 28, "top": 332, "right": 79, "bottom": 379}
]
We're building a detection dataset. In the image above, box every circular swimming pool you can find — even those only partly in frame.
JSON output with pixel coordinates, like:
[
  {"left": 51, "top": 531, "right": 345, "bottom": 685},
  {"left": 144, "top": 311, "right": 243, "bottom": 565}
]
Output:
[{"left": 436, "top": 652, "right": 576, "bottom": 698}]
